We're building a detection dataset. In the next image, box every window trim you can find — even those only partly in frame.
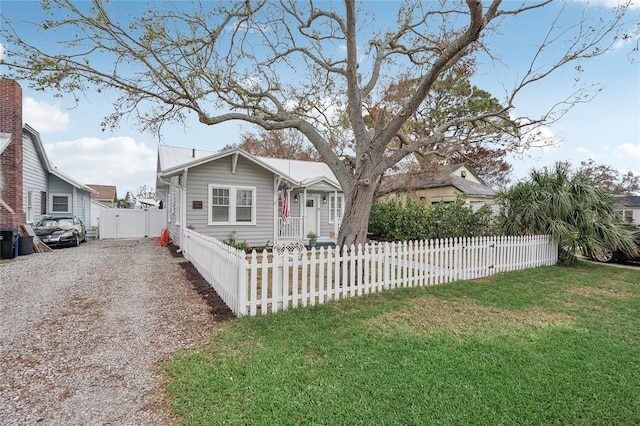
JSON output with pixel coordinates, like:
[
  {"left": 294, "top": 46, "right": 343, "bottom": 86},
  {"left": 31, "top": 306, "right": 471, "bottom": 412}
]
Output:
[
  {"left": 170, "top": 187, "right": 181, "bottom": 225},
  {"left": 329, "top": 194, "right": 344, "bottom": 224},
  {"left": 40, "top": 191, "right": 47, "bottom": 215},
  {"left": 50, "top": 193, "right": 72, "bottom": 214},
  {"left": 26, "top": 189, "right": 34, "bottom": 223},
  {"left": 208, "top": 184, "right": 256, "bottom": 225}
]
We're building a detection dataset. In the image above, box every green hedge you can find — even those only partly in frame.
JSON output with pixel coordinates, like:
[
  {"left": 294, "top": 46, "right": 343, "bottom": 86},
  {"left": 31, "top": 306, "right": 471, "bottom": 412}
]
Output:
[{"left": 368, "top": 195, "right": 495, "bottom": 241}]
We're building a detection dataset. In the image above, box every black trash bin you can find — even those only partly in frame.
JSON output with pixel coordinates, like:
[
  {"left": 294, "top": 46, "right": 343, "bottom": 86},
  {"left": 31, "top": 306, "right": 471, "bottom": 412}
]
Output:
[
  {"left": 0, "top": 228, "right": 19, "bottom": 259},
  {"left": 18, "top": 235, "right": 34, "bottom": 256}
]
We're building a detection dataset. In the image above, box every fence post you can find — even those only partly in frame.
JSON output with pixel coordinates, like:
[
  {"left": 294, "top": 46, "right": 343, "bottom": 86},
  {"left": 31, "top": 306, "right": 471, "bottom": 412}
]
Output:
[
  {"left": 236, "top": 254, "right": 248, "bottom": 317},
  {"left": 383, "top": 242, "right": 391, "bottom": 290},
  {"left": 454, "top": 237, "right": 460, "bottom": 281},
  {"left": 274, "top": 256, "right": 283, "bottom": 312}
]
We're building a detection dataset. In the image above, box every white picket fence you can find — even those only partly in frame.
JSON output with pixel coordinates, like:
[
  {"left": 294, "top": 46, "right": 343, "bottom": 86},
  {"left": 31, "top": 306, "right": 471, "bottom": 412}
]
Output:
[{"left": 181, "top": 229, "right": 558, "bottom": 317}]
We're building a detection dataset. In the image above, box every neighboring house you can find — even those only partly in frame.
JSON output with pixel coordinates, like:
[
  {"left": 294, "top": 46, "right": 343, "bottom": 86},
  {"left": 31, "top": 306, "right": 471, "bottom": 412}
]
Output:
[
  {"left": 86, "top": 184, "right": 117, "bottom": 228},
  {"left": 617, "top": 195, "right": 640, "bottom": 227},
  {"left": 156, "top": 145, "right": 344, "bottom": 249},
  {"left": 377, "top": 164, "right": 497, "bottom": 210},
  {"left": 0, "top": 79, "right": 96, "bottom": 229},
  {"left": 86, "top": 184, "right": 117, "bottom": 208}
]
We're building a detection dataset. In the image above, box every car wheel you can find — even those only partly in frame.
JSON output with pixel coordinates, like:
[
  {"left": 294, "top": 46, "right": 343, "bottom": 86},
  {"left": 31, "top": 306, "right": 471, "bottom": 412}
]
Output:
[
  {"left": 74, "top": 232, "right": 80, "bottom": 247},
  {"left": 594, "top": 249, "right": 614, "bottom": 263}
]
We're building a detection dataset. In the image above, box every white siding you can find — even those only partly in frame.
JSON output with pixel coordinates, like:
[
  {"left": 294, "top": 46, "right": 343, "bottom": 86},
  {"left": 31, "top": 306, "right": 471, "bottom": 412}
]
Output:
[
  {"left": 165, "top": 176, "right": 181, "bottom": 245},
  {"left": 185, "top": 156, "right": 275, "bottom": 248},
  {"left": 48, "top": 175, "right": 92, "bottom": 226},
  {"left": 22, "top": 134, "right": 48, "bottom": 223}
]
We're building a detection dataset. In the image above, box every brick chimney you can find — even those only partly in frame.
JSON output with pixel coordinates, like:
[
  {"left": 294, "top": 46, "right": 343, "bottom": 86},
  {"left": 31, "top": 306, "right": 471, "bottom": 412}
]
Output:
[{"left": 0, "top": 79, "right": 25, "bottom": 228}]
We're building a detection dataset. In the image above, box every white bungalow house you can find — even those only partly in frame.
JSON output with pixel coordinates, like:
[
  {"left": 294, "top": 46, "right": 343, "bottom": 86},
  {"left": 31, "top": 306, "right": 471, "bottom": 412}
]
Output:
[{"left": 155, "top": 145, "right": 344, "bottom": 249}]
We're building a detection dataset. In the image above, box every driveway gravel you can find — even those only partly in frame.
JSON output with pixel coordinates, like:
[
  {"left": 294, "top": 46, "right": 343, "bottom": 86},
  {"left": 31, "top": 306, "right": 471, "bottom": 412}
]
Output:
[{"left": 0, "top": 238, "right": 227, "bottom": 425}]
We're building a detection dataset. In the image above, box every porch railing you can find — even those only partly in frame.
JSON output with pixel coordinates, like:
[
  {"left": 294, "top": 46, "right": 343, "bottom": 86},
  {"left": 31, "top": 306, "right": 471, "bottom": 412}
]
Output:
[{"left": 278, "top": 217, "right": 304, "bottom": 239}]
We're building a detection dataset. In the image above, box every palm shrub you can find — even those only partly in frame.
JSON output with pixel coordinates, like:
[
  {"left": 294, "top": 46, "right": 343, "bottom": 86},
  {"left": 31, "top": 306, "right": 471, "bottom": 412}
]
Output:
[{"left": 497, "top": 162, "right": 637, "bottom": 265}]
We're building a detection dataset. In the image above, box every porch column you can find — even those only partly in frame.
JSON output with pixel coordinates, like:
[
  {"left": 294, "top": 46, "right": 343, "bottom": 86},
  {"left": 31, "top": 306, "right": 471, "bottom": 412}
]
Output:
[{"left": 302, "top": 189, "right": 308, "bottom": 239}]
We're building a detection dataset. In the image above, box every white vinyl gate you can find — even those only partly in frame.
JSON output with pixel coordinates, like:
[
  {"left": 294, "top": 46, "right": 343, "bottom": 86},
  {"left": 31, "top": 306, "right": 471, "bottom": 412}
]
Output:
[{"left": 99, "top": 209, "right": 167, "bottom": 239}]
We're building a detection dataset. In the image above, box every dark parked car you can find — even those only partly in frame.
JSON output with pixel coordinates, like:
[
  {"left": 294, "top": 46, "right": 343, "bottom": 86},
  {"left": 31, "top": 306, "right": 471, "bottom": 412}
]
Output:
[
  {"left": 33, "top": 216, "right": 86, "bottom": 248},
  {"left": 593, "top": 230, "right": 640, "bottom": 263}
]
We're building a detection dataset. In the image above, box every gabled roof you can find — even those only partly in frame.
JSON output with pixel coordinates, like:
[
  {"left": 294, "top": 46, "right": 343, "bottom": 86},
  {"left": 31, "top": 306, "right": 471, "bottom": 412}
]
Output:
[
  {"left": 380, "top": 167, "right": 496, "bottom": 198},
  {"left": 618, "top": 195, "right": 640, "bottom": 208},
  {"left": 86, "top": 184, "right": 117, "bottom": 202},
  {"left": 443, "top": 163, "right": 485, "bottom": 185},
  {"left": 24, "top": 124, "right": 98, "bottom": 195},
  {"left": 447, "top": 175, "right": 496, "bottom": 197},
  {"left": 157, "top": 145, "right": 217, "bottom": 172},
  {"left": 157, "top": 145, "right": 340, "bottom": 189}
]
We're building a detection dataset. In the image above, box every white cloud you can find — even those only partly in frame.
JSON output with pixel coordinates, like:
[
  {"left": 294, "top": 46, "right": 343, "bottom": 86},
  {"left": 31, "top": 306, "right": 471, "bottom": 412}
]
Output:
[
  {"left": 613, "top": 143, "right": 640, "bottom": 173},
  {"left": 23, "top": 98, "right": 70, "bottom": 132},
  {"left": 616, "top": 142, "right": 640, "bottom": 157},
  {"left": 44, "top": 136, "right": 157, "bottom": 195},
  {"left": 572, "top": 0, "right": 640, "bottom": 9},
  {"left": 612, "top": 22, "right": 640, "bottom": 50},
  {"left": 0, "top": 42, "right": 5, "bottom": 61}
]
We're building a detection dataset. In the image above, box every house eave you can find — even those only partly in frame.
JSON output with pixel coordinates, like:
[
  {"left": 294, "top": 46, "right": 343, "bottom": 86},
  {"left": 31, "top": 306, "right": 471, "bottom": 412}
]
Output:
[{"left": 24, "top": 124, "right": 98, "bottom": 195}]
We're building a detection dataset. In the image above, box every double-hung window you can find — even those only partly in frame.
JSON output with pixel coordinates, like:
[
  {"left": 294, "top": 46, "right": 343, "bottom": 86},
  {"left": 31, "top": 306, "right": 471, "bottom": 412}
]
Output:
[
  {"left": 208, "top": 185, "right": 255, "bottom": 225},
  {"left": 210, "top": 187, "right": 230, "bottom": 222},
  {"left": 51, "top": 193, "right": 71, "bottom": 213},
  {"left": 26, "top": 190, "right": 34, "bottom": 223}
]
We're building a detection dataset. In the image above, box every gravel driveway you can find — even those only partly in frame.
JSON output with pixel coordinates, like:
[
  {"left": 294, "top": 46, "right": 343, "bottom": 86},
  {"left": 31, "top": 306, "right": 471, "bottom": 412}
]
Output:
[{"left": 0, "top": 238, "right": 230, "bottom": 425}]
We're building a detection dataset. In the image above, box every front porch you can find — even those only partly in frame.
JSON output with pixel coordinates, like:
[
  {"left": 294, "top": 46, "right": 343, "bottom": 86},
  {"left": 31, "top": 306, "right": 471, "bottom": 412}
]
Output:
[{"left": 277, "top": 216, "right": 340, "bottom": 244}]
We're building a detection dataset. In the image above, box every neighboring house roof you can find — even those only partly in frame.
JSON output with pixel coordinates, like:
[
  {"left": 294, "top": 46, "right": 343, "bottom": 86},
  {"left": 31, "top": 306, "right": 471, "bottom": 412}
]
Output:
[
  {"left": 24, "top": 124, "right": 99, "bottom": 196},
  {"left": 157, "top": 145, "right": 341, "bottom": 189},
  {"left": 618, "top": 195, "right": 640, "bottom": 208},
  {"left": 87, "top": 184, "right": 117, "bottom": 202},
  {"left": 380, "top": 167, "right": 496, "bottom": 198},
  {"left": 443, "top": 163, "right": 485, "bottom": 184}
]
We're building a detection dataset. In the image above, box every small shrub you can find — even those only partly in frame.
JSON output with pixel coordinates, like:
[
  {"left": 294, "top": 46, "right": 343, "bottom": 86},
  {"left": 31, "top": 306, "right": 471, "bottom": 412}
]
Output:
[{"left": 223, "top": 238, "right": 252, "bottom": 253}]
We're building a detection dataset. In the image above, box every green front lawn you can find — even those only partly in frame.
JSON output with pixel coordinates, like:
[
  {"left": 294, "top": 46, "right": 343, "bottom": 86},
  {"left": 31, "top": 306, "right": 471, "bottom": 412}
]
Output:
[{"left": 166, "top": 262, "right": 640, "bottom": 425}]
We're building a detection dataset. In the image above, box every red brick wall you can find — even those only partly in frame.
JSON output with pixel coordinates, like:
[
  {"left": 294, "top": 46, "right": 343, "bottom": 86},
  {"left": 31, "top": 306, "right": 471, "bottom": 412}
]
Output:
[{"left": 0, "top": 79, "right": 25, "bottom": 228}]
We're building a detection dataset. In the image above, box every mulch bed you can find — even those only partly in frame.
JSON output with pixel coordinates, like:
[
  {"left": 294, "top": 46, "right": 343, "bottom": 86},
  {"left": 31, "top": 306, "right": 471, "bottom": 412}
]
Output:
[{"left": 167, "top": 243, "right": 236, "bottom": 323}]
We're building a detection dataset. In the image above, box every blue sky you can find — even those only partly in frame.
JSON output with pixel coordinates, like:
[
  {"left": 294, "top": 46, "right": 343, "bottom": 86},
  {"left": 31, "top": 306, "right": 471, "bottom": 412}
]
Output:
[{"left": 1, "top": 1, "right": 638, "bottom": 197}]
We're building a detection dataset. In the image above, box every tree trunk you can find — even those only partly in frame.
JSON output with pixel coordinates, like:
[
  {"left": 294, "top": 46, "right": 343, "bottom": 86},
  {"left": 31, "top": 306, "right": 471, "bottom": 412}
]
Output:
[{"left": 337, "top": 181, "right": 377, "bottom": 248}]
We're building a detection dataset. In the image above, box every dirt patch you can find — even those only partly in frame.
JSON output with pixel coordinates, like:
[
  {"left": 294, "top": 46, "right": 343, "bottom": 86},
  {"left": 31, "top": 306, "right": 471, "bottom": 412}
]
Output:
[
  {"left": 167, "top": 243, "right": 236, "bottom": 323},
  {"left": 369, "top": 295, "right": 574, "bottom": 341},
  {"left": 569, "top": 286, "right": 632, "bottom": 299}
]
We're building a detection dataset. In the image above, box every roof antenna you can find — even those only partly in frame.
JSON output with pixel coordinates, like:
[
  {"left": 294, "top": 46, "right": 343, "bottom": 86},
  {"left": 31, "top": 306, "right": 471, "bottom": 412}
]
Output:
[{"left": 192, "top": 148, "right": 195, "bottom": 158}]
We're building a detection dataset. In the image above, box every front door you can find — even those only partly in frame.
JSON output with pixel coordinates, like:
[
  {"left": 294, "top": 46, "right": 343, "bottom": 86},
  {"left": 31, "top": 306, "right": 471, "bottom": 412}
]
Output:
[{"left": 305, "top": 195, "right": 319, "bottom": 237}]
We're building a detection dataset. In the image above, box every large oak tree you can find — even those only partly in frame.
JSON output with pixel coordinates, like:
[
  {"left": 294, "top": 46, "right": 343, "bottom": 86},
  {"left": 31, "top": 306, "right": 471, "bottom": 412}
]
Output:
[{"left": 1, "top": 0, "right": 634, "bottom": 246}]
